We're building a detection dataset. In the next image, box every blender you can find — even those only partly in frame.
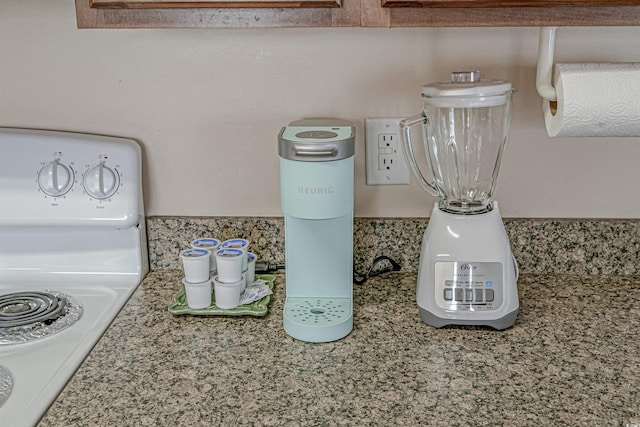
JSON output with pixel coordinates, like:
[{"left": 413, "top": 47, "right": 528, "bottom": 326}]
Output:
[{"left": 400, "top": 70, "right": 519, "bottom": 330}]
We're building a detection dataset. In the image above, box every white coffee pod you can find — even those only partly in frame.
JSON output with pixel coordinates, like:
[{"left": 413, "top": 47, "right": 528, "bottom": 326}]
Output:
[
  {"left": 180, "top": 248, "right": 211, "bottom": 284},
  {"left": 213, "top": 276, "right": 244, "bottom": 310},
  {"left": 221, "top": 239, "right": 249, "bottom": 270},
  {"left": 191, "top": 238, "right": 220, "bottom": 272},
  {"left": 245, "top": 252, "right": 256, "bottom": 285},
  {"left": 239, "top": 273, "right": 247, "bottom": 293},
  {"left": 182, "top": 278, "right": 212, "bottom": 310},
  {"left": 214, "top": 248, "right": 244, "bottom": 283}
]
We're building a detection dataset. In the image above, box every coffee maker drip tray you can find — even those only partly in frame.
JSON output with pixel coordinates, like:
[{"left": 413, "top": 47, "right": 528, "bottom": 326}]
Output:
[{"left": 284, "top": 297, "right": 352, "bottom": 343}]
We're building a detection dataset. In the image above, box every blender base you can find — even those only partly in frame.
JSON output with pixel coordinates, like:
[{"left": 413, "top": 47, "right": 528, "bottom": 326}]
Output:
[
  {"left": 416, "top": 202, "right": 520, "bottom": 330},
  {"left": 419, "top": 306, "right": 519, "bottom": 330}
]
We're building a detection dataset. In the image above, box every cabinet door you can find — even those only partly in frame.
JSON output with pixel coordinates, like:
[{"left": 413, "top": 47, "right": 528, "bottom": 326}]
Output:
[
  {"left": 362, "top": 0, "right": 640, "bottom": 26},
  {"left": 76, "top": 0, "right": 359, "bottom": 27},
  {"left": 91, "top": 0, "right": 341, "bottom": 8},
  {"left": 381, "top": 0, "right": 640, "bottom": 5}
]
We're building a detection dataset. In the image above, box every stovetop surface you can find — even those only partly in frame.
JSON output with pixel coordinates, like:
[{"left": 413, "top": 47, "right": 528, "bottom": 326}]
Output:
[{"left": 0, "top": 281, "right": 139, "bottom": 427}]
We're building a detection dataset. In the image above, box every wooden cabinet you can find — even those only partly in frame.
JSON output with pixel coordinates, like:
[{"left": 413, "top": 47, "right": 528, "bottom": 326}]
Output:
[
  {"left": 364, "top": 2, "right": 640, "bottom": 27},
  {"left": 75, "top": 0, "right": 640, "bottom": 28},
  {"left": 75, "top": 0, "right": 359, "bottom": 27},
  {"left": 91, "top": 0, "right": 342, "bottom": 7},
  {"left": 383, "top": 0, "right": 640, "bottom": 5}
]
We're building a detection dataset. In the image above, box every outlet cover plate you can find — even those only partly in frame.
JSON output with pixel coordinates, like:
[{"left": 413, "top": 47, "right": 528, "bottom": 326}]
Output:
[{"left": 365, "top": 118, "right": 410, "bottom": 185}]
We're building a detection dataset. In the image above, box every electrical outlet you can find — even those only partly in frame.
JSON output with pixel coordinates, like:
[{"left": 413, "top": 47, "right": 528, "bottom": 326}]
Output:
[{"left": 365, "top": 118, "right": 410, "bottom": 185}]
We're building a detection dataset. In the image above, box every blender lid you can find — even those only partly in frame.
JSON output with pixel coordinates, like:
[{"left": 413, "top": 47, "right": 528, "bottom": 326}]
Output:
[{"left": 421, "top": 70, "right": 514, "bottom": 107}]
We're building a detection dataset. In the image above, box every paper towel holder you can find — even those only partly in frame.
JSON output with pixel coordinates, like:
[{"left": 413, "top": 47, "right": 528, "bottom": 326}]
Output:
[
  {"left": 536, "top": 26, "right": 558, "bottom": 117},
  {"left": 536, "top": 27, "right": 557, "bottom": 101}
]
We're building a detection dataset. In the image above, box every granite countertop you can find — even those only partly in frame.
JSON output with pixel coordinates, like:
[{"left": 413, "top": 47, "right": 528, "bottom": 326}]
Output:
[{"left": 40, "top": 271, "right": 640, "bottom": 427}]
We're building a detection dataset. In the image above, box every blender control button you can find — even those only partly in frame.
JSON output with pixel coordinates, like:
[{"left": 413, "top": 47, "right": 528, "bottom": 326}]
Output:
[
  {"left": 485, "top": 289, "right": 495, "bottom": 302},
  {"left": 444, "top": 288, "right": 453, "bottom": 300},
  {"left": 464, "top": 289, "right": 474, "bottom": 301},
  {"left": 454, "top": 288, "right": 464, "bottom": 301},
  {"left": 475, "top": 289, "right": 483, "bottom": 302}
]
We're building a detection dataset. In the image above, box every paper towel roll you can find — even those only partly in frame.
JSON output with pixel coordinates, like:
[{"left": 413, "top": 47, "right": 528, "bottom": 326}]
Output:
[{"left": 544, "top": 63, "right": 640, "bottom": 137}]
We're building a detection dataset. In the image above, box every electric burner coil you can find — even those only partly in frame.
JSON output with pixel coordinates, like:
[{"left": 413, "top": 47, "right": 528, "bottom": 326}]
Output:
[{"left": 0, "top": 291, "right": 82, "bottom": 346}]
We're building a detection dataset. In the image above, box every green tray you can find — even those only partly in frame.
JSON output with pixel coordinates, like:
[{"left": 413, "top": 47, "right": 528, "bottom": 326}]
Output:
[{"left": 168, "top": 274, "right": 275, "bottom": 317}]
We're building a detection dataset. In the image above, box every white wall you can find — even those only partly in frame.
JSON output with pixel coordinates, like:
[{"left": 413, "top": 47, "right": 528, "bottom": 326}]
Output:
[{"left": 2, "top": 1, "right": 640, "bottom": 218}]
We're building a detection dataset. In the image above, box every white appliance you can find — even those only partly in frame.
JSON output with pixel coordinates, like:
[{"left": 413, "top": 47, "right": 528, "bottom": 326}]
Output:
[
  {"left": 416, "top": 202, "right": 519, "bottom": 329},
  {"left": 0, "top": 128, "right": 148, "bottom": 426},
  {"left": 401, "top": 71, "right": 519, "bottom": 330}
]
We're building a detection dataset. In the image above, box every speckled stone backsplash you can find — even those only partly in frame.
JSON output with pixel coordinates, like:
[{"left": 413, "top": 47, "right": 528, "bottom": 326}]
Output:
[{"left": 147, "top": 216, "right": 640, "bottom": 276}]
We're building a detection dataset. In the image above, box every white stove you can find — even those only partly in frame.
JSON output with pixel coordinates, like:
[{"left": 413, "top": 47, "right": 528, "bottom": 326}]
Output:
[{"left": 0, "top": 128, "right": 148, "bottom": 427}]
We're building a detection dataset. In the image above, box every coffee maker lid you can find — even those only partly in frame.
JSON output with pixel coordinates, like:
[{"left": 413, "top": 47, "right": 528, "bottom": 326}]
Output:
[
  {"left": 421, "top": 70, "right": 514, "bottom": 108},
  {"left": 278, "top": 118, "right": 355, "bottom": 162}
]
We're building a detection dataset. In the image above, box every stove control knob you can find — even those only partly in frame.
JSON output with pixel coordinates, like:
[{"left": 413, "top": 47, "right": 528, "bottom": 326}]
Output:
[
  {"left": 37, "top": 159, "right": 74, "bottom": 197},
  {"left": 83, "top": 162, "right": 120, "bottom": 199}
]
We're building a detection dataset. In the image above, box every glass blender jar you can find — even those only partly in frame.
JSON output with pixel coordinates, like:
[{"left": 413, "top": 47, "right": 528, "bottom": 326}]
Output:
[{"left": 401, "top": 70, "right": 519, "bottom": 329}]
